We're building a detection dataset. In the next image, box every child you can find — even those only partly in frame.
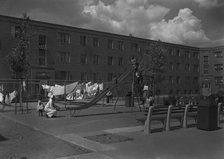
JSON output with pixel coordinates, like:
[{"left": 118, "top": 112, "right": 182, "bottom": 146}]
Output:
[{"left": 37, "top": 99, "right": 45, "bottom": 116}]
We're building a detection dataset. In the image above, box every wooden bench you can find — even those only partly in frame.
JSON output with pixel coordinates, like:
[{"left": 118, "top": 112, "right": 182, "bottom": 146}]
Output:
[{"left": 144, "top": 104, "right": 198, "bottom": 133}]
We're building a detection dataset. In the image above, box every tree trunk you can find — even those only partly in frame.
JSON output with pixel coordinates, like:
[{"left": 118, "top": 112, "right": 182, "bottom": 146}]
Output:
[{"left": 20, "top": 79, "right": 23, "bottom": 113}]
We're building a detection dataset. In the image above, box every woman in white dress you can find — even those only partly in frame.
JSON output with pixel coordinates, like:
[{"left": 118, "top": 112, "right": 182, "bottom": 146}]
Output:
[{"left": 44, "top": 95, "right": 57, "bottom": 118}]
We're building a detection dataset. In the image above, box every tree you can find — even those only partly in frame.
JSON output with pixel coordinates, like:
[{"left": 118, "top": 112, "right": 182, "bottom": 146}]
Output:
[
  {"left": 7, "top": 13, "right": 30, "bottom": 79},
  {"left": 138, "top": 40, "right": 167, "bottom": 95},
  {"left": 143, "top": 40, "right": 166, "bottom": 75},
  {"left": 7, "top": 13, "right": 31, "bottom": 113}
]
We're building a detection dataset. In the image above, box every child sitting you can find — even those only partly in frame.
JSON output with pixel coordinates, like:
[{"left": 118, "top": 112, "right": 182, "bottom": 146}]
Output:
[{"left": 37, "top": 99, "right": 45, "bottom": 116}]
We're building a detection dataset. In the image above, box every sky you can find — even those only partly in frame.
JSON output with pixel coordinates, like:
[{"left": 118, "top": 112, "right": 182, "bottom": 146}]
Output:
[{"left": 0, "top": 0, "right": 223, "bottom": 47}]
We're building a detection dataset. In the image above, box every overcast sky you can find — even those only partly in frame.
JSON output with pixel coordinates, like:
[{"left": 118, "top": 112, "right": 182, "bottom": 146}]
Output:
[{"left": 0, "top": 0, "right": 223, "bottom": 47}]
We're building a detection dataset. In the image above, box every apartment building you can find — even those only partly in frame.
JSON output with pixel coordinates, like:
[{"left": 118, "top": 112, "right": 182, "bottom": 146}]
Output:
[
  {"left": 0, "top": 15, "right": 200, "bottom": 96},
  {"left": 200, "top": 46, "right": 224, "bottom": 95}
]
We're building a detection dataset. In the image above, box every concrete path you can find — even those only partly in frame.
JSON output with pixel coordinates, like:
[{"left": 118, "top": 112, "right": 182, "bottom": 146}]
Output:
[{"left": 1, "top": 102, "right": 224, "bottom": 159}]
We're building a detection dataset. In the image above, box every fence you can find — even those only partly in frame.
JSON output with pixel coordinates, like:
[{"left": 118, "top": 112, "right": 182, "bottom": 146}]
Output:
[{"left": 0, "top": 79, "right": 134, "bottom": 102}]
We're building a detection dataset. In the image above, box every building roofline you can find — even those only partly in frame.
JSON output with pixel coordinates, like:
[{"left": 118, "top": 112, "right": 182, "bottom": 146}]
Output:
[
  {"left": 199, "top": 45, "right": 224, "bottom": 50},
  {"left": 0, "top": 14, "right": 200, "bottom": 49}
]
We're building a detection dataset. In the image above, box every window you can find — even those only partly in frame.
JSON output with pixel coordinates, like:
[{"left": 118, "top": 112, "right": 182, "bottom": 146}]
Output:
[
  {"left": 131, "top": 43, "right": 138, "bottom": 52},
  {"left": 193, "top": 52, "right": 199, "bottom": 59},
  {"left": 93, "top": 72, "right": 99, "bottom": 81},
  {"left": 169, "top": 76, "right": 174, "bottom": 84},
  {"left": 118, "top": 41, "right": 124, "bottom": 50},
  {"left": 185, "top": 64, "right": 190, "bottom": 71},
  {"left": 194, "top": 64, "right": 199, "bottom": 72},
  {"left": 57, "top": 33, "right": 70, "bottom": 44},
  {"left": 81, "top": 54, "right": 87, "bottom": 64},
  {"left": 202, "top": 82, "right": 210, "bottom": 88},
  {"left": 108, "top": 73, "right": 113, "bottom": 81},
  {"left": 214, "top": 51, "right": 223, "bottom": 58},
  {"left": 93, "top": 55, "right": 99, "bottom": 65},
  {"left": 169, "top": 62, "right": 174, "bottom": 70},
  {"left": 108, "top": 39, "right": 114, "bottom": 49},
  {"left": 169, "top": 48, "right": 174, "bottom": 56},
  {"left": 58, "top": 52, "right": 71, "bottom": 63},
  {"left": 176, "top": 49, "right": 181, "bottom": 56},
  {"left": 39, "top": 35, "right": 47, "bottom": 45},
  {"left": 81, "top": 72, "right": 85, "bottom": 81},
  {"left": 93, "top": 37, "right": 99, "bottom": 48},
  {"left": 203, "top": 56, "right": 209, "bottom": 64},
  {"left": 108, "top": 56, "right": 113, "bottom": 66},
  {"left": 214, "top": 64, "right": 223, "bottom": 71},
  {"left": 176, "top": 63, "right": 181, "bottom": 70},
  {"left": 39, "top": 49, "right": 47, "bottom": 66},
  {"left": 185, "top": 51, "right": 190, "bottom": 58},
  {"left": 80, "top": 36, "right": 87, "bottom": 46},
  {"left": 193, "top": 77, "right": 198, "bottom": 83},
  {"left": 118, "top": 57, "right": 123, "bottom": 66},
  {"left": 56, "top": 71, "right": 72, "bottom": 80},
  {"left": 81, "top": 72, "right": 88, "bottom": 81},
  {"left": 214, "top": 76, "right": 223, "bottom": 84},
  {"left": 176, "top": 76, "right": 180, "bottom": 84}
]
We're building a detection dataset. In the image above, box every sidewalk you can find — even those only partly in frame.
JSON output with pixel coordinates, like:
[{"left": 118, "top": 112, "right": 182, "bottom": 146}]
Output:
[{"left": 1, "top": 102, "right": 224, "bottom": 159}]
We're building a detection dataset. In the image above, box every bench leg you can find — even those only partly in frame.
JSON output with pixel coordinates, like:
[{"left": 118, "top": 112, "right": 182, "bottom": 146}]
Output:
[
  {"left": 183, "top": 104, "right": 190, "bottom": 128},
  {"left": 144, "top": 106, "right": 154, "bottom": 134},
  {"left": 165, "top": 105, "right": 173, "bottom": 131},
  {"left": 144, "top": 117, "right": 152, "bottom": 134}
]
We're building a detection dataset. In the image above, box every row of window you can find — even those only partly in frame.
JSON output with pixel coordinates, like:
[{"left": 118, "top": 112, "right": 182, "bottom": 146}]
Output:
[
  {"left": 168, "top": 76, "right": 198, "bottom": 84},
  {"left": 203, "top": 63, "right": 223, "bottom": 75},
  {"left": 169, "top": 62, "right": 199, "bottom": 71},
  {"left": 202, "top": 77, "right": 223, "bottom": 85},
  {"left": 79, "top": 35, "right": 139, "bottom": 52},
  {"left": 168, "top": 49, "right": 199, "bottom": 59},
  {"left": 214, "top": 51, "right": 223, "bottom": 58},
  {"left": 38, "top": 49, "right": 125, "bottom": 66},
  {"left": 34, "top": 31, "right": 199, "bottom": 58},
  {"left": 80, "top": 54, "right": 124, "bottom": 66},
  {"left": 214, "top": 76, "right": 223, "bottom": 84}
]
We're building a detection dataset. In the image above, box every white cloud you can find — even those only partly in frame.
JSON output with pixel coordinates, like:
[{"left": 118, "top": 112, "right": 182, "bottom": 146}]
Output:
[
  {"left": 150, "top": 8, "right": 210, "bottom": 46},
  {"left": 82, "top": 1, "right": 210, "bottom": 46},
  {"left": 194, "top": 0, "right": 218, "bottom": 8},
  {"left": 82, "top": 0, "right": 170, "bottom": 37}
]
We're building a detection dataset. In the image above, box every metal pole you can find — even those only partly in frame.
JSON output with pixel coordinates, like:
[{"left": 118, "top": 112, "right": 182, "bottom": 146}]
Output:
[
  {"left": 131, "top": 70, "right": 135, "bottom": 109},
  {"left": 64, "top": 81, "right": 66, "bottom": 109}
]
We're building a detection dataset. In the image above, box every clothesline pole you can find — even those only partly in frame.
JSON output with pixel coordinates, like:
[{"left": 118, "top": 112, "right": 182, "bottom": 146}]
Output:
[{"left": 64, "top": 80, "right": 66, "bottom": 109}]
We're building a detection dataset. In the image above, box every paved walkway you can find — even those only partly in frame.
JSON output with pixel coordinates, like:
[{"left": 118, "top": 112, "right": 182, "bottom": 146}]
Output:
[{"left": 1, "top": 102, "right": 224, "bottom": 159}]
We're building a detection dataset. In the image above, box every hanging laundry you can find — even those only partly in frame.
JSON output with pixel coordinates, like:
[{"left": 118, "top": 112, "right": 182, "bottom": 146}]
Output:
[
  {"left": 0, "top": 92, "right": 3, "bottom": 102},
  {"left": 51, "top": 82, "right": 79, "bottom": 96},
  {"left": 99, "top": 83, "right": 103, "bottom": 91},
  {"left": 9, "top": 90, "right": 17, "bottom": 102}
]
